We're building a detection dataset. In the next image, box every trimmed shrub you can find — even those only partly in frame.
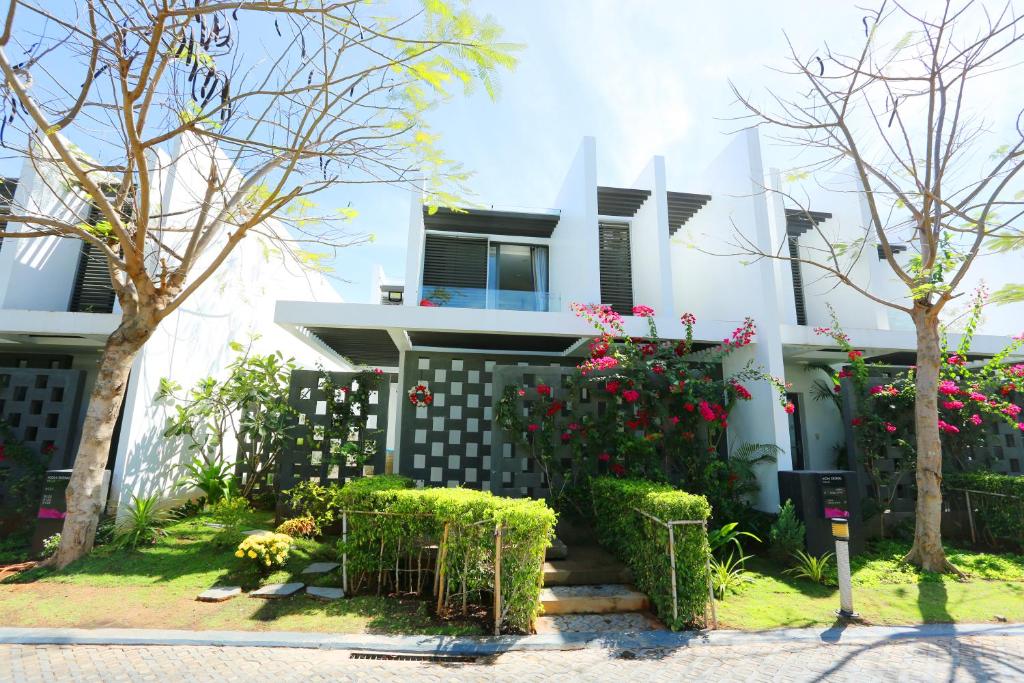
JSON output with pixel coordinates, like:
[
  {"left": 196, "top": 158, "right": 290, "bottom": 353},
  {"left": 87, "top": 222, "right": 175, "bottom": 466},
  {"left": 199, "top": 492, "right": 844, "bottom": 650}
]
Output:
[
  {"left": 591, "top": 477, "right": 711, "bottom": 629},
  {"left": 945, "top": 472, "right": 1024, "bottom": 549},
  {"left": 333, "top": 478, "right": 555, "bottom": 634}
]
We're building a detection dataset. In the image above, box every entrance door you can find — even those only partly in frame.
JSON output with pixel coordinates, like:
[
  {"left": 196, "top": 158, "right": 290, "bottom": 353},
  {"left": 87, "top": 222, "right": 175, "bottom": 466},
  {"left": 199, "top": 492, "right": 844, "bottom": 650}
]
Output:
[{"left": 786, "top": 392, "right": 806, "bottom": 470}]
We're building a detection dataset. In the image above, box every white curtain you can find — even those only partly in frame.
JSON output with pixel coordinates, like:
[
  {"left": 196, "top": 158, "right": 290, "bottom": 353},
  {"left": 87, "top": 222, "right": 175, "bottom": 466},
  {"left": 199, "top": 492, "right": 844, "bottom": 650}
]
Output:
[{"left": 532, "top": 246, "right": 548, "bottom": 311}]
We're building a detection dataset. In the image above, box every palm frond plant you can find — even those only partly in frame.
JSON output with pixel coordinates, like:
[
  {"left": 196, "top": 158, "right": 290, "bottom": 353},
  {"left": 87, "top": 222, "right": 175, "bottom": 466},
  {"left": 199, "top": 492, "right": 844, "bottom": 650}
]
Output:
[
  {"left": 113, "top": 495, "right": 178, "bottom": 549},
  {"left": 784, "top": 549, "right": 835, "bottom": 585},
  {"left": 708, "top": 522, "right": 761, "bottom": 559},
  {"left": 805, "top": 363, "right": 843, "bottom": 414},
  {"left": 175, "top": 455, "right": 236, "bottom": 507},
  {"left": 710, "top": 551, "right": 754, "bottom": 599}
]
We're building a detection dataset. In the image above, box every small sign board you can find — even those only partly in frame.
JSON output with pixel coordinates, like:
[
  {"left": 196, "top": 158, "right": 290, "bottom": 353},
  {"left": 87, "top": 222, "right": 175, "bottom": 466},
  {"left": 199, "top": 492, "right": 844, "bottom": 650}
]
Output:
[
  {"left": 31, "top": 469, "right": 110, "bottom": 555},
  {"left": 820, "top": 473, "right": 850, "bottom": 520}
]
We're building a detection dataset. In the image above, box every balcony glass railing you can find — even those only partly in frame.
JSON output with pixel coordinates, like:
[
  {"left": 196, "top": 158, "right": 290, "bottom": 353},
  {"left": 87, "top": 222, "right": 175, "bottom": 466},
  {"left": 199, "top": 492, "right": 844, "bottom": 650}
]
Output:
[{"left": 419, "top": 286, "right": 559, "bottom": 312}]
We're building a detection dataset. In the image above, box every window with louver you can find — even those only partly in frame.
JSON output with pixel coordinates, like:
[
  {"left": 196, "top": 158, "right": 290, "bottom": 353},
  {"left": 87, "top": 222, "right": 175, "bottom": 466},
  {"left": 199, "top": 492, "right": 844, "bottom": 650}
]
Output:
[
  {"left": 788, "top": 235, "right": 807, "bottom": 326},
  {"left": 421, "top": 234, "right": 488, "bottom": 307},
  {"left": 68, "top": 204, "right": 116, "bottom": 314},
  {"left": 598, "top": 221, "right": 633, "bottom": 316},
  {"left": 0, "top": 178, "right": 17, "bottom": 251}
]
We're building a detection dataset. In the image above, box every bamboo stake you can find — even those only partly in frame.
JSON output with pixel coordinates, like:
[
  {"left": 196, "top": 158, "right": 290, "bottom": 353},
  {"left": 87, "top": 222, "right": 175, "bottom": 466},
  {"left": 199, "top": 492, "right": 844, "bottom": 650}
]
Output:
[
  {"left": 493, "top": 523, "right": 502, "bottom": 637},
  {"left": 965, "top": 490, "right": 976, "bottom": 545},
  {"left": 435, "top": 522, "right": 450, "bottom": 616},
  {"left": 668, "top": 524, "right": 678, "bottom": 626},
  {"left": 342, "top": 512, "right": 348, "bottom": 595},
  {"left": 377, "top": 538, "right": 385, "bottom": 595}
]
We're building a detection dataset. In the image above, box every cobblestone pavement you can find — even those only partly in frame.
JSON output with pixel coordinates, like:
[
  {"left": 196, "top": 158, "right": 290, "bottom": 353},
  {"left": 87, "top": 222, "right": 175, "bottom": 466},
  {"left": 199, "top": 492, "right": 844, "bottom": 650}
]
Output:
[{"left": 3, "top": 634, "right": 1024, "bottom": 682}]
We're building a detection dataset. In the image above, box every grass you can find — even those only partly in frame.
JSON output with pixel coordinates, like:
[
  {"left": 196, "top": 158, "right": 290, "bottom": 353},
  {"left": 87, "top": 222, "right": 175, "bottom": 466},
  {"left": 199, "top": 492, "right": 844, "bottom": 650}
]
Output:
[
  {"left": 714, "top": 540, "right": 1024, "bottom": 630},
  {"left": 0, "top": 509, "right": 482, "bottom": 635}
]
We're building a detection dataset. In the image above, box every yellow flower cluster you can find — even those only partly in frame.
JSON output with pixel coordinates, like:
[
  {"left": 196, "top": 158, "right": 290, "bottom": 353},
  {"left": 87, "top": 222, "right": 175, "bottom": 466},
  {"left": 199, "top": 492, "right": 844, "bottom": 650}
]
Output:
[{"left": 234, "top": 532, "right": 292, "bottom": 568}]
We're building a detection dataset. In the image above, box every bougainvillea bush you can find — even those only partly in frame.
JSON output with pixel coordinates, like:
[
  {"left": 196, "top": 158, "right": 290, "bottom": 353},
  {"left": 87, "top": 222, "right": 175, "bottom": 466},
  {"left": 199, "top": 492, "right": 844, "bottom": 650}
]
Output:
[
  {"left": 496, "top": 304, "right": 788, "bottom": 518},
  {"left": 814, "top": 293, "right": 1024, "bottom": 532}
]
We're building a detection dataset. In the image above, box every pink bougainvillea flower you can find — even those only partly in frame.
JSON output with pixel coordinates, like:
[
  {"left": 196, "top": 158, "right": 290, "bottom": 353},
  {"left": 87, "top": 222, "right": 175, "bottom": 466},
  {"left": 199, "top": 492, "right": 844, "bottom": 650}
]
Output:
[
  {"left": 631, "top": 304, "right": 655, "bottom": 317},
  {"left": 567, "top": 422, "right": 580, "bottom": 431},
  {"left": 942, "top": 400, "right": 965, "bottom": 410},
  {"left": 652, "top": 363, "right": 666, "bottom": 375},
  {"left": 885, "top": 422, "right": 897, "bottom": 433},
  {"left": 784, "top": 402, "right": 795, "bottom": 414},
  {"left": 536, "top": 384, "right": 552, "bottom": 396},
  {"left": 527, "top": 423, "right": 540, "bottom": 433},
  {"left": 1009, "top": 364, "right": 1024, "bottom": 378},
  {"left": 683, "top": 402, "right": 695, "bottom": 412},
  {"left": 622, "top": 389, "right": 640, "bottom": 403},
  {"left": 969, "top": 391, "right": 987, "bottom": 402},
  {"left": 605, "top": 380, "right": 621, "bottom": 394},
  {"left": 869, "top": 385, "right": 887, "bottom": 395},
  {"left": 939, "top": 380, "right": 960, "bottom": 395},
  {"left": 969, "top": 414, "right": 983, "bottom": 426},
  {"left": 938, "top": 419, "right": 960, "bottom": 434},
  {"left": 597, "top": 452, "right": 611, "bottom": 462},
  {"left": 680, "top": 312, "right": 697, "bottom": 326},
  {"left": 1018, "top": 422, "right": 1024, "bottom": 432},
  {"left": 947, "top": 354, "right": 964, "bottom": 365},
  {"left": 837, "top": 368, "right": 853, "bottom": 379},
  {"left": 517, "top": 389, "right": 526, "bottom": 397},
  {"left": 731, "top": 382, "right": 752, "bottom": 400},
  {"left": 373, "top": 368, "right": 384, "bottom": 375},
  {"left": 560, "top": 432, "right": 571, "bottom": 443},
  {"left": 1004, "top": 404, "right": 1022, "bottom": 417},
  {"left": 545, "top": 400, "right": 563, "bottom": 417},
  {"left": 699, "top": 401, "right": 716, "bottom": 421}
]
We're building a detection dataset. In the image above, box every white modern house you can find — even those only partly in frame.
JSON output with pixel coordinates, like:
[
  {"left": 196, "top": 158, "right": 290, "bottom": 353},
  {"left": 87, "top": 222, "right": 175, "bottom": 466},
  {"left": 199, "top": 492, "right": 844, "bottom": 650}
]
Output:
[
  {"left": 0, "top": 135, "right": 345, "bottom": 516},
  {"left": 275, "top": 131, "right": 1023, "bottom": 512}
]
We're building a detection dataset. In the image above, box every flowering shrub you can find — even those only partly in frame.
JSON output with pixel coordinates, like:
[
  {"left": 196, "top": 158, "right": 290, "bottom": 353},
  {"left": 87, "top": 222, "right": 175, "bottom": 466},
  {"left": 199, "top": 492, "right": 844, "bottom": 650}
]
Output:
[
  {"left": 235, "top": 532, "right": 292, "bottom": 572},
  {"left": 496, "top": 303, "right": 788, "bottom": 516},
  {"left": 815, "top": 292, "right": 1024, "bottom": 532}
]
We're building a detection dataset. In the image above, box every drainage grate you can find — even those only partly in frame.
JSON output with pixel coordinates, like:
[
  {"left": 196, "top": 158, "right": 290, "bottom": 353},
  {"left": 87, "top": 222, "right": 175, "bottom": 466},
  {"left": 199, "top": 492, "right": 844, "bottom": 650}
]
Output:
[{"left": 349, "top": 652, "right": 479, "bottom": 664}]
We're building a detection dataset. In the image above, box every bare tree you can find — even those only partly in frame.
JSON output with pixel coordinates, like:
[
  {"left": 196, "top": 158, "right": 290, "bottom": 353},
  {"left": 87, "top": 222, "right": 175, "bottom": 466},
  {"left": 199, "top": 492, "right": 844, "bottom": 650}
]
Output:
[
  {"left": 0, "top": 0, "right": 516, "bottom": 568},
  {"left": 729, "top": 0, "right": 1024, "bottom": 571}
]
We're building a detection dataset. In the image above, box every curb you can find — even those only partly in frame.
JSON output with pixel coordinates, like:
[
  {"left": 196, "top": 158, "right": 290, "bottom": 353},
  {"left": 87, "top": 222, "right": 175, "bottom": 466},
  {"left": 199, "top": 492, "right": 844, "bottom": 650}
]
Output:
[{"left": 1, "top": 623, "right": 1023, "bottom": 655}]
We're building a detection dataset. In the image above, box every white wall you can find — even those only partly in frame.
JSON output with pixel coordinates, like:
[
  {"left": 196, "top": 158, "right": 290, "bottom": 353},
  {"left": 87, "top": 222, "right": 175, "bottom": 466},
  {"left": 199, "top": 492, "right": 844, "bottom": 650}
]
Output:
[
  {"left": 549, "top": 137, "right": 600, "bottom": 311},
  {"left": 629, "top": 156, "right": 674, "bottom": 312},
  {"left": 669, "top": 132, "right": 762, "bottom": 324},
  {"left": 0, "top": 153, "right": 93, "bottom": 312}
]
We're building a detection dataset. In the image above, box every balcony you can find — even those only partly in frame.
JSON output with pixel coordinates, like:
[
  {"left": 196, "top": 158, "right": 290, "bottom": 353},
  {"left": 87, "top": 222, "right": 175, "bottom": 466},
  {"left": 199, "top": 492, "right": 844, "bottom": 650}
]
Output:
[{"left": 419, "top": 286, "right": 559, "bottom": 312}]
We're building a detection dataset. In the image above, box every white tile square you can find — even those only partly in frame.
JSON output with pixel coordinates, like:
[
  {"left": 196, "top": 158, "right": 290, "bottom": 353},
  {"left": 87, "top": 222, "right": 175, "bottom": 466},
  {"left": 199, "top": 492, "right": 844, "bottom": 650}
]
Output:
[
  {"left": 483, "top": 383, "right": 492, "bottom": 397},
  {"left": 448, "top": 430, "right": 461, "bottom": 445},
  {"left": 466, "top": 442, "right": 478, "bottom": 457},
  {"left": 414, "top": 429, "right": 427, "bottom": 444},
  {"left": 452, "top": 359, "right": 464, "bottom": 371},
  {"left": 465, "top": 468, "right": 477, "bottom": 483},
  {"left": 432, "top": 416, "right": 444, "bottom": 431},
  {"left": 448, "top": 454, "right": 460, "bottom": 470},
  {"left": 485, "top": 360, "right": 496, "bottom": 371},
  {"left": 467, "top": 418, "right": 478, "bottom": 432},
  {"left": 434, "top": 393, "right": 446, "bottom": 407},
  {"left": 451, "top": 381, "right": 463, "bottom": 396},
  {"left": 468, "top": 370, "right": 480, "bottom": 383},
  {"left": 431, "top": 442, "right": 443, "bottom": 457},
  {"left": 418, "top": 357, "right": 430, "bottom": 370},
  {"left": 434, "top": 369, "right": 447, "bottom": 383},
  {"left": 450, "top": 405, "right": 462, "bottom": 420},
  {"left": 430, "top": 467, "right": 442, "bottom": 482},
  {"left": 483, "top": 407, "right": 492, "bottom": 420},
  {"left": 483, "top": 430, "right": 491, "bottom": 445},
  {"left": 413, "top": 453, "right": 425, "bottom": 469},
  {"left": 467, "top": 394, "right": 479, "bottom": 408}
]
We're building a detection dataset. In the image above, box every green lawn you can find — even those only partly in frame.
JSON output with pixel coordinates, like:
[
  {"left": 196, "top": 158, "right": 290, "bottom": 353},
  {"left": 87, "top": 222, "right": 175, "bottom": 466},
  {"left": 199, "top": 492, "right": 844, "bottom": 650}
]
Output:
[
  {"left": 0, "top": 511, "right": 482, "bottom": 635},
  {"left": 715, "top": 541, "right": 1024, "bottom": 629}
]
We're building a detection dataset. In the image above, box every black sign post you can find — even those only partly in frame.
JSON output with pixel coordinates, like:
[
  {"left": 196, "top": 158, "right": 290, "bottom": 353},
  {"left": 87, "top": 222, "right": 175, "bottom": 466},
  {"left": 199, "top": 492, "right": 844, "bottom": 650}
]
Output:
[
  {"left": 30, "top": 469, "right": 110, "bottom": 556},
  {"left": 820, "top": 473, "right": 850, "bottom": 520}
]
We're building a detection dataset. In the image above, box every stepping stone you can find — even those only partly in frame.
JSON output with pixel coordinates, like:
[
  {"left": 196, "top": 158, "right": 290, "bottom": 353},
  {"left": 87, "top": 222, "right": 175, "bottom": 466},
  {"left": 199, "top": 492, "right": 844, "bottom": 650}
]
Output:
[
  {"left": 540, "top": 584, "right": 649, "bottom": 615},
  {"left": 306, "top": 586, "right": 344, "bottom": 601},
  {"left": 242, "top": 529, "right": 273, "bottom": 537},
  {"left": 301, "top": 561, "right": 340, "bottom": 575},
  {"left": 196, "top": 586, "right": 241, "bottom": 602},
  {"left": 203, "top": 522, "right": 225, "bottom": 529},
  {"left": 534, "top": 612, "right": 664, "bottom": 634},
  {"left": 250, "top": 582, "right": 304, "bottom": 599}
]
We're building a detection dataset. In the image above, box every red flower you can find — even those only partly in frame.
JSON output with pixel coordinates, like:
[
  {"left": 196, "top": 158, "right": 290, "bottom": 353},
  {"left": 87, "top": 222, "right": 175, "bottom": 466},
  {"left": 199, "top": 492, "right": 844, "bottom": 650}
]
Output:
[
  {"left": 560, "top": 432, "right": 571, "bottom": 443},
  {"left": 517, "top": 389, "right": 526, "bottom": 397},
  {"left": 731, "top": 382, "right": 752, "bottom": 400},
  {"left": 597, "top": 452, "right": 611, "bottom": 462},
  {"left": 669, "top": 416, "right": 680, "bottom": 425},
  {"left": 652, "top": 363, "right": 666, "bottom": 375},
  {"left": 632, "top": 304, "right": 655, "bottom": 317},
  {"left": 527, "top": 423, "right": 540, "bottom": 433},
  {"left": 545, "top": 400, "right": 563, "bottom": 417},
  {"left": 938, "top": 419, "right": 960, "bottom": 434},
  {"left": 969, "top": 414, "right": 983, "bottom": 426},
  {"left": 784, "top": 403, "right": 795, "bottom": 414},
  {"left": 674, "top": 340, "right": 690, "bottom": 356},
  {"left": 683, "top": 403, "right": 695, "bottom": 412},
  {"left": 851, "top": 417, "right": 863, "bottom": 427},
  {"left": 848, "top": 350, "right": 863, "bottom": 360},
  {"left": 698, "top": 401, "right": 716, "bottom": 421},
  {"left": 622, "top": 389, "right": 640, "bottom": 403},
  {"left": 419, "top": 298, "right": 438, "bottom": 307},
  {"left": 625, "top": 419, "right": 641, "bottom": 429},
  {"left": 536, "top": 384, "right": 552, "bottom": 396},
  {"left": 947, "top": 354, "right": 964, "bottom": 365},
  {"left": 605, "top": 380, "right": 621, "bottom": 394},
  {"left": 610, "top": 463, "right": 626, "bottom": 477},
  {"left": 641, "top": 343, "right": 657, "bottom": 356},
  {"left": 885, "top": 422, "right": 897, "bottom": 433},
  {"left": 837, "top": 368, "right": 853, "bottom": 379},
  {"left": 373, "top": 368, "right": 384, "bottom": 375}
]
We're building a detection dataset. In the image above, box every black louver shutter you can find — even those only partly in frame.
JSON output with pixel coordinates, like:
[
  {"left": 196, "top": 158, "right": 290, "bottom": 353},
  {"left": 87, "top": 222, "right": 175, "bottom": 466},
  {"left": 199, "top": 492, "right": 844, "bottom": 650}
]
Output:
[
  {"left": 421, "top": 234, "right": 488, "bottom": 307},
  {"left": 599, "top": 221, "right": 634, "bottom": 316},
  {"left": 788, "top": 236, "right": 807, "bottom": 326},
  {"left": 0, "top": 179, "right": 17, "bottom": 250},
  {"left": 69, "top": 205, "right": 116, "bottom": 314}
]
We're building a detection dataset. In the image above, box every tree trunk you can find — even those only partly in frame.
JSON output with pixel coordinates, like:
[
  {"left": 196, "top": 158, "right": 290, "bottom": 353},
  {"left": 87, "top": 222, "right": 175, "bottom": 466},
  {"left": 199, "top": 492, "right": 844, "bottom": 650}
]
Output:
[
  {"left": 903, "top": 309, "right": 956, "bottom": 572},
  {"left": 53, "top": 318, "right": 153, "bottom": 569}
]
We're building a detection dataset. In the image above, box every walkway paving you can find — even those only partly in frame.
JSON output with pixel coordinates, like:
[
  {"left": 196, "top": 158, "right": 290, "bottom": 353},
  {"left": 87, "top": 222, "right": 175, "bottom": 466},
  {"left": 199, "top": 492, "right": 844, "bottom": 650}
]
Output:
[{"left": 3, "top": 629, "right": 1024, "bottom": 681}]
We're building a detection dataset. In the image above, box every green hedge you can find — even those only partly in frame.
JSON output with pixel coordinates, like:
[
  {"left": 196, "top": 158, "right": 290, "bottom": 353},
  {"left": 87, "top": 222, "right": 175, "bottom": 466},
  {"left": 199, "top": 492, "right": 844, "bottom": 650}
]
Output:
[
  {"left": 945, "top": 472, "right": 1024, "bottom": 549},
  {"left": 330, "top": 477, "right": 556, "bottom": 634},
  {"left": 591, "top": 477, "right": 711, "bottom": 630}
]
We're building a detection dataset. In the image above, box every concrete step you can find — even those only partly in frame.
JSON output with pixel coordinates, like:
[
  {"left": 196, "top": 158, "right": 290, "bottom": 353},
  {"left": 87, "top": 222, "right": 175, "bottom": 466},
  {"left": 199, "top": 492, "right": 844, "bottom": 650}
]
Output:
[
  {"left": 543, "top": 545, "right": 633, "bottom": 586},
  {"left": 540, "top": 584, "right": 649, "bottom": 615},
  {"left": 545, "top": 537, "right": 568, "bottom": 561},
  {"left": 534, "top": 612, "right": 664, "bottom": 635}
]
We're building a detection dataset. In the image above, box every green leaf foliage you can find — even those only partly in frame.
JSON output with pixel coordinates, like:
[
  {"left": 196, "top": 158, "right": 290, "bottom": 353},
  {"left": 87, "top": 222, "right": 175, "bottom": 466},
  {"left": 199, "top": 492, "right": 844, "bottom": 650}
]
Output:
[
  {"left": 769, "top": 499, "right": 806, "bottom": 561},
  {"left": 944, "top": 472, "right": 1024, "bottom": 550},
  {"left": 590, "top": 477, "right": 711, "bottom": 629}
]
